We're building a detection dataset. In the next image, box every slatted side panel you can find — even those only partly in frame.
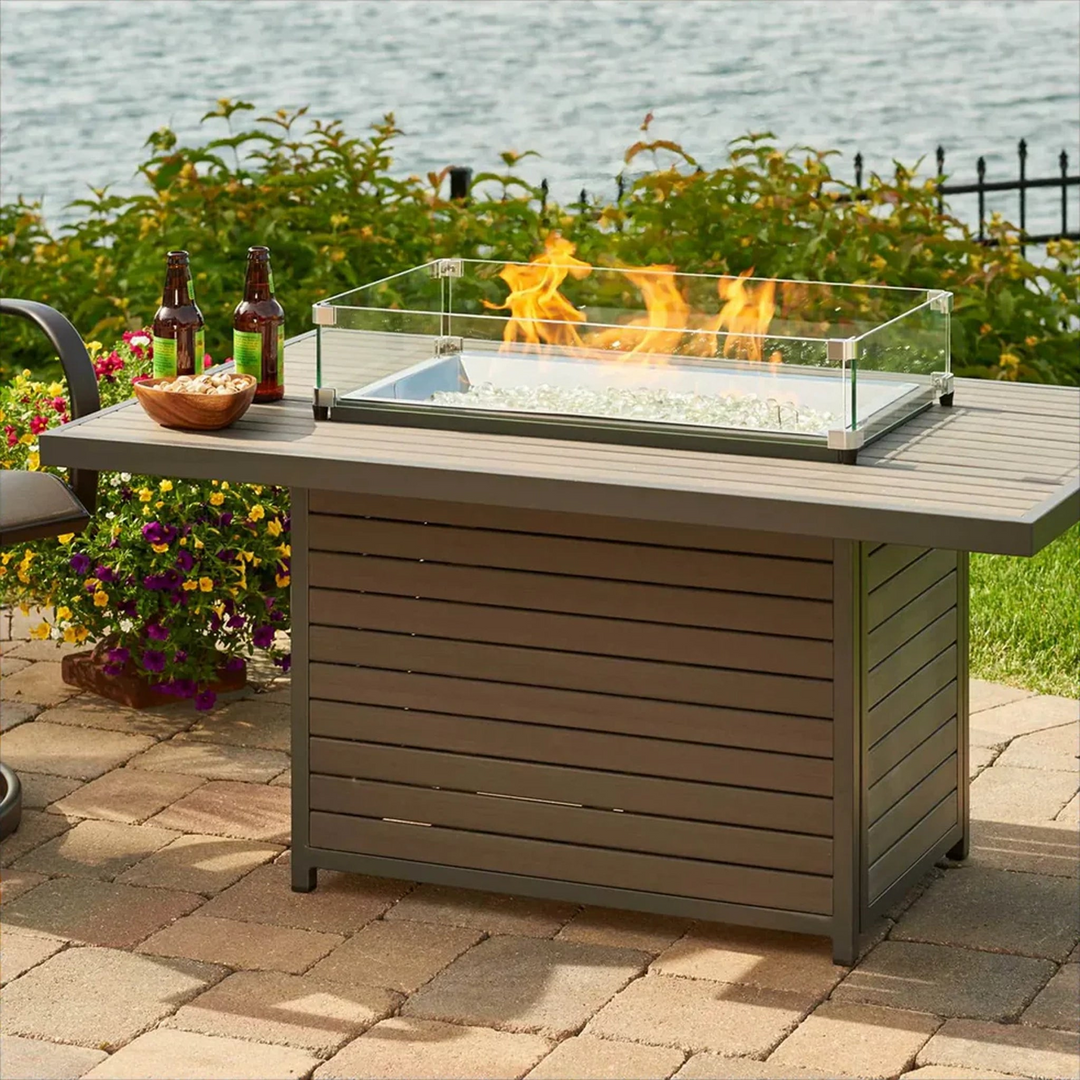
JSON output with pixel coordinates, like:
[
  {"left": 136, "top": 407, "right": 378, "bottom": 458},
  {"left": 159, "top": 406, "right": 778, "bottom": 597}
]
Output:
[
  {"left": 863, "top": 544, "right": 960, "bottom": 902},
  {"left": 306, "top": 493, "right": 835, "bottom": 916}
]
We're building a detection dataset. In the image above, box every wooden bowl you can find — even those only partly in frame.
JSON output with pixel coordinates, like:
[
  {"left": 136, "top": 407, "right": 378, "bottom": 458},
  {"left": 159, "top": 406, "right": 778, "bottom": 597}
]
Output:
[{"left": 134, "top": 375, "right": 258, "bottom": 431}]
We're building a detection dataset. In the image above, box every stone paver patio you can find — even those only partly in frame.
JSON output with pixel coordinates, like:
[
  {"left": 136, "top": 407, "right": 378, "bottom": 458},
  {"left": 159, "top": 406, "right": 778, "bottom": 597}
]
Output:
[{"left": 1, "top": 610, "right": 1078, "bottom": 1080}]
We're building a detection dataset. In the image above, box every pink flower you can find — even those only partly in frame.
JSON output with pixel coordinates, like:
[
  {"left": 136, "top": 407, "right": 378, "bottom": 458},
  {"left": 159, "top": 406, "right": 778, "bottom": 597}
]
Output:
[
  {"left": 203, "top": 353, "right": 213, "bottom": 370},
  {"left": 4, "top": 425, "right": 17, "bottom": 448},
  {"left": 30, "top": 415, "right": 48, "bottom": 435},
  {"left": 51, "top": 396, "right": 67, "bottom": 413}
]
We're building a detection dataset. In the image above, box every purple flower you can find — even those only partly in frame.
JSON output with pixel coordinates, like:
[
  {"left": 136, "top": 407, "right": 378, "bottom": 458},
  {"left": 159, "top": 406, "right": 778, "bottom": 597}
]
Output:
[
  {"left": 107, "top": 647, "right": 130, "bottom": 666},
  {"left": 253, "top": 624, "right": 274, "bottom": 649},
  {"left": 142, "top": 521, "right": 177, "bottom": 546},
  {"left": 218, "top": 511, "right": 234, "bottom": 528},
  {"left": 173, "top": 649, "right": 188, "bottom": 663},
  {"left": 224, "top": 656, "right": 245, "bottom": 672},
  {"left": 162, "top": 568, "right": 181, "bottom": 587},
  {"left": 117, "top": 599, "right": 137, "bottom": 617},
  {"left": 194, "top": 690, "right": 217, "bottom": 711},
  {"left": 143, "top": 574, "right": 167, "bottom": 591},
  {"left": 70, "top": 552, "right": 91, "bottom": 574},
  {"left": 270, "top": 609, "right": 285, "bottom": 623},
  {"left": 264, "top": 596, "right": 276, "bottom": 611},
  {"left": 94, "top": 565, "right": 116, "bottom": 584},
  {"left": 120, "top": 486, "right": 133, "bottom": 502},
  {"left": 275, "top": 653, "right": 292, "bottom": 673},
  {"left": 145, "top": 622, "right": 169, "bottom": 642},
  {"left": 109, "top": 536, "right": 121, "bottom": 549},
  {"left": 175, "top": 549, "right": 195, "bottom": 572},
  {"left": 209, "top": 613, "right": 222, "bottom": 632},
  {"left": 141, "top": 649, "right": 166, "bottom": 673},
  {"left": 216, "top": 548, "right": 236, "bottom": 563},
  {"left": 84, "top": 579, "right": 98, "bottom": 593},
  {"left": 226, "top": 615, "right": 246, "bottom": 630},
  {"left": 173, "top": 678, "right": 197, "bottom": 699},
  {"left": 103, "top": 663, "right": 124, "bottom": 676}
]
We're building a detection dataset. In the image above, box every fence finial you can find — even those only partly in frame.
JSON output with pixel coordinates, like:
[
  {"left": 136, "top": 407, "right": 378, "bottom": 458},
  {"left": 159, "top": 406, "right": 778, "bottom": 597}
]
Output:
[
  {"left": 540, "top": 178, "right": 549, "bottom": 214},
  {"left": 854, "top": 152, "right": 863, "bottom": 190},
  {"left": 976, "top": 157, "right": 987, "bottom": 242}
]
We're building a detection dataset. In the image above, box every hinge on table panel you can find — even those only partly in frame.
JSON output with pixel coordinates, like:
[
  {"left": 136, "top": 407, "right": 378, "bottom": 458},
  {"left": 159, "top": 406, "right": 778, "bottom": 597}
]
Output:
[
  {"left": 826, "top": 338, "right": 857, "bottom": 364},
  {"left": 313, "top": 386, "right": 337, "bottom": 421},
  {"left": 434, "top": 336, "right": 463, "bottom": 356},
  {"left": 928, "top": 290, "right": 952, "bottom": 314},
  {"left": 932, "top": 371, "right": 955, "bottom": 406},
  {"left": 312, "top": 303, "right": 336, "bottom": 327},
  {"left": 431, "top": 259, "right": 463, "bottom": 279},
  {"left": 827, "top": 428, "right": 866, "bottom": 451}
]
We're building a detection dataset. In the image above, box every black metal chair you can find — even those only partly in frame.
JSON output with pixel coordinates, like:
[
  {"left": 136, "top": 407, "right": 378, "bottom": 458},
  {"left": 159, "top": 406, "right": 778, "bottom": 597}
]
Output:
[{"left": 1, "top": 299, "right": 101, "bottom": 839}]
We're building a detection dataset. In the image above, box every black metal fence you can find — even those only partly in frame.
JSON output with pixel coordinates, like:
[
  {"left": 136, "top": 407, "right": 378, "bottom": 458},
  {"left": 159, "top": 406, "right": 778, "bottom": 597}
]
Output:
[{"left": 451, "top": 139, "right": 1079, "bottom": 253}]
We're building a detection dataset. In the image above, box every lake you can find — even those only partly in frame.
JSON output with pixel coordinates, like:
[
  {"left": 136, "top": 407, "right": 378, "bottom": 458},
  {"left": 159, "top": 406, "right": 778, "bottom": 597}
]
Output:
[{"left": 1, "top": 0, "right": 1077, "bottom": 233}]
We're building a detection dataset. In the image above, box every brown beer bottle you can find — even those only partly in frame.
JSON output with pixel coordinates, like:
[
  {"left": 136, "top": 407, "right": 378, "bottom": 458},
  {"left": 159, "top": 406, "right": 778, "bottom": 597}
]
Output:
[
  {"left": 152, "top": 250, "right": 205, "bottom": 379},
  {"left": 233, "top": 246, "right": 285, "bottom": 403}
]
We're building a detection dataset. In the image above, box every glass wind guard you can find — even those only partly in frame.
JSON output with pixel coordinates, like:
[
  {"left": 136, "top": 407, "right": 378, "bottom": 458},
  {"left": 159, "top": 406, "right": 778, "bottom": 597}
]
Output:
[{"left": 313, "top": 257, "right": 952, "bottom": 456}]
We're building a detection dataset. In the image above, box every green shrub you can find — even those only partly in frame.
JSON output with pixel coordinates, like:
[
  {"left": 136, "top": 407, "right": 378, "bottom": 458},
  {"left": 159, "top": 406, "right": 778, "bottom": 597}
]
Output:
[{"left": 1, "top": 102, "right": 1077, "bottom": 385}]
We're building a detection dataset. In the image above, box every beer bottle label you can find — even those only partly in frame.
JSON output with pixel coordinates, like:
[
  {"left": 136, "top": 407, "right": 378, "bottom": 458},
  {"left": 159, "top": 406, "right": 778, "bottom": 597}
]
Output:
[
  {"left": 269, "top": 269, "right": 276, "bottom": 296},
  {"left": 153, "top": 336, "right": 177, "bottom": 378},
  {"left": 187, "top": 278, "right": 196, "bottom": 302},
  {"left": 277, "top": 324, "right": 285, "bottom": 382},
  {"left": 196, "top": 327, "right": 206, "bottom": 369},
  {"left": 233, "top": 330, "right": 263, "bottom": 379}
]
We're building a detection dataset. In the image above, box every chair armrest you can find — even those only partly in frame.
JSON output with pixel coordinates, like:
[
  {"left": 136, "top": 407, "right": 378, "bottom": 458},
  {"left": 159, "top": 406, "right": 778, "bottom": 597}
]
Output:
[{"left": 1, "top": 298, "right": 100, "bottom": 512}]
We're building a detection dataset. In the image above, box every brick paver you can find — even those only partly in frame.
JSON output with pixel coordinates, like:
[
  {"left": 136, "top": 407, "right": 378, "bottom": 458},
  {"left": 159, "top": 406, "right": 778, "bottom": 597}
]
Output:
[
  {"left": 166, "top": 969, "right": 400, "bottom": 1054},
  {"left": 917, "top": 1017, "right": 1080, "bottom": 1080},
  {"left": 138, "top": 913, "right": 342, "bottom": 974},
  {"left": 555, "top": 907, "right": 691, "bottom": 955},
  {"left": 891, "top": 865, "right": 1080, "bottom": 959},
  {"left": 13, "top": 818, "right": 179, "bottom": 880},
  {"left": 766, "top": 1000, "right": 940, "bottom": 1078},
  {"left": 0, "top": 946, "right": 223, "bottom": 1049},
  {"left": 1020, "top": 963, "right": 1080, "bottom": 1032},
  {"left": 185, "top": 696, "right": 291, "bottom": 752},
  {"left": 15, "top": 770, "right": 81, "bottom": 809},
  {"left": 118, "top": 833, "right": 282, "bottom": 895},
  {"left": 198, "top": 862, "right": 409, "bottom": 933},
  {"left": 1, "top": 721, "right": 154, "bottom": 779},
  {"left": 81, "top": 1029, "right": 320, "bottom": 1079},
  {"left": 50, "top": 768, "right": 205, "bottom": 824},
  {"left": 0, "top": 662, "right": 80, "bottom": 706},
  {"left": 1, "top": 653, "right": 1077, "bottom": 1080},
  {"left": 526, "top": 1034, "right": 685, "bottom": 1079},
  {"left": 651, "top": 924, "right": 845, "bottom": 998},
  {"left": 404, "top": 935, "right": 649, "bottom": 1038},
  {"left": 146, "top": 779, "right": 291, "bottom": 842},
  {"left": 586, "top": 974, "right": 813, "bottom": 1056},
  {"left": 0, "top": 1035, "right": 108, "bottom": 1080},
  {"left": 309, "top": 918, "right": 483, "bottom": 993},
  {"left": 131, "top": 737, "right": 289, "bottom": 783},
  {"left": 833, "top": 940, "right": 1056, "bottom": 1021},
  {"left": 2, "top": 876, "right": 203, "bottom": 948},
  {"left": 0, "top": 927, "right": 66, "bottom": 986},
  {"left": 314, "top": 1017, "right": 553, "bottom": 1080},
  {"left": 41, "top": 696, "right": 194, "bottom": 739},
  {"left": 385, "top": 882, "right": 578, "bottom": 938}
]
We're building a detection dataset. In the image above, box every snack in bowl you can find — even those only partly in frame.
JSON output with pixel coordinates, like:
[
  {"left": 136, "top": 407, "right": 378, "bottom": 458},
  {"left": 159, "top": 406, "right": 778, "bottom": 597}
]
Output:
[{"left": 134, "top": 371, "right": 258, "bottom": 431}]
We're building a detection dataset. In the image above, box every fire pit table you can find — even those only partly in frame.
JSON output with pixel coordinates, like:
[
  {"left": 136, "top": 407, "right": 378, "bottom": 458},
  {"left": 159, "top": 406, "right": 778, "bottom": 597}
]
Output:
[{"left": 41, "top": 287, "right": 1078, "bottom": 964}]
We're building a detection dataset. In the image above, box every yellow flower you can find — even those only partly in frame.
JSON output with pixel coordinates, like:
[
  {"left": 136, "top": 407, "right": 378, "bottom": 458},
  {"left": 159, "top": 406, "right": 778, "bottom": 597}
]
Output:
[
  {"left": 220, "top": 481, "right": 229, "bottom": 490},
  {"left": 138, "top": 487, "right": 153, "bottom": 502},
  {"left": 182, "top": 580, "right": 198, "bottom": 591},
  {"left": 56, "top": 606, "right": 72, "bottom": 621},
  {"left": 27, "top": 452, "right": 40, "bottom": 471},
  {"left": 47, "top": 381, "right": 65, "bottom": 397},
  {"left": 63, "top": 625, "right": 78, "bottom": 643},
  {"left": 193, "top": 537, "right": 204, "bottom": 550},
  {"left": 277, "top": 543, "right": 291, "bottom": 558},
  {"left": 155, "top": 500, "right": 164, "bottom": 509},
  {"left": 209, "top": 492, "right": 225, "bottom": 506},
  {"left": 84, "top": 577, "right": 99, "bottom": 590},
  {"left": 1025, "top": 336, "right": 1038, "bottom": 347},
  {"left": 979, "top": 323, "right": 992, "bottom": 335},
  {"left": 869, "top": 254, "right": 887, "bottom": 271},
  {"left": 276, "top": 572, "right": 291, "bottom": 588},
  {"left": 30, "top": 621, "right": 51, "bottom": 640},
  {"left": 159, "top": 480, "right": 174, "bottom": 492},
  {"left": 93, "top": 590, "right": 108, "bottom": 607},
  {"left": 266, "top": 518, "right": 282, "bottom": 538},
  {"left": 179, "top": 537, "right": 187, "bottom": 546},
  {"left": 199, "top": 577, "right": 214, "bottom": 592},
  {"left": 252, "top": 485, "right": 263, "bottom": 495},
  {"left": 20, "top": 432, "right": 35, "bottom": 445},
  {"left": 0, "top": 566, "right": 6, "bottom": 578},
  {"left": 86, "top": 340, "right": 102, "bottom": 355},
  {"left": 57, "top": 533, "right": 75, "bottom": 544},
  {"left": 152, "top": 542, "right": 169, "bottom": 554},
  {"left": 75, "top": 627, "right": 89, "bottom": 643}
]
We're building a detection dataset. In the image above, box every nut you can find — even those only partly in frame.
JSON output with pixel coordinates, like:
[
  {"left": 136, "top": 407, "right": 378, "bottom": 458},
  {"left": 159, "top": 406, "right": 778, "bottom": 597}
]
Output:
[{"left": 158, "top": 373, "right": 252, "bottom": 396}]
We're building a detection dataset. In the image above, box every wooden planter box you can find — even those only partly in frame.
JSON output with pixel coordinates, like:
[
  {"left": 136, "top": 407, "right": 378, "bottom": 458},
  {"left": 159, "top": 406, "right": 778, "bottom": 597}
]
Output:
[{"left": 290, "top": 491, "right": 968, "bottom": 964}]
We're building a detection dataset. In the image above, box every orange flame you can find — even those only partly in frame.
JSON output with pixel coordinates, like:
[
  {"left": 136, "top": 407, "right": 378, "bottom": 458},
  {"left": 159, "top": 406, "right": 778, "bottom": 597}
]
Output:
[
  {"left": 490, "top": 238, "right": 779, "bottom": 362},
  {"left": 483, "top": 234, "right": 592, "bottom": 348}
]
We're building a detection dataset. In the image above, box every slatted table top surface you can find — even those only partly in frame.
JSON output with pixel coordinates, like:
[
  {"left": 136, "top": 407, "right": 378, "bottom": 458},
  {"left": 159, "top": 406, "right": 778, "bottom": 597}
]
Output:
[{"left": 41, "top": 332, "right": 1079, "bottom": 555}]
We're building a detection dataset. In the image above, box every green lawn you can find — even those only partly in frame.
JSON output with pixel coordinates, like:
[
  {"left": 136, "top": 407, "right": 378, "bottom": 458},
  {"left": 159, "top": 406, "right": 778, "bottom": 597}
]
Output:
[{"left": 969, "top": 522, "right": 1079, "bottom": 699}]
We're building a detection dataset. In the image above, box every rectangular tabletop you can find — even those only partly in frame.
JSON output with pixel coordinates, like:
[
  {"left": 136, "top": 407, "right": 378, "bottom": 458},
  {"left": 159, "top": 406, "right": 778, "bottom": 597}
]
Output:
[{"left": 40, "top": 332, "right": 1079, "bottom": 555}]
